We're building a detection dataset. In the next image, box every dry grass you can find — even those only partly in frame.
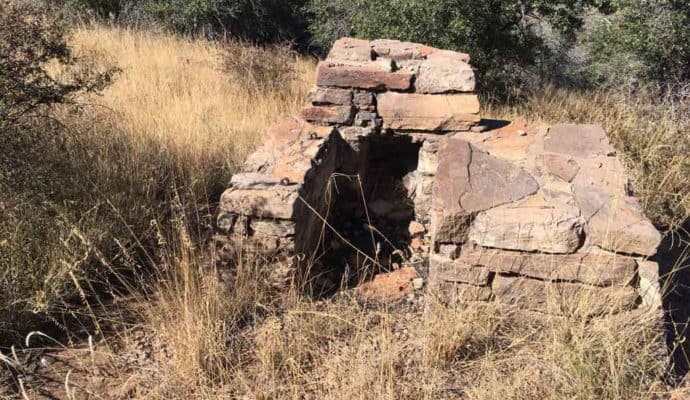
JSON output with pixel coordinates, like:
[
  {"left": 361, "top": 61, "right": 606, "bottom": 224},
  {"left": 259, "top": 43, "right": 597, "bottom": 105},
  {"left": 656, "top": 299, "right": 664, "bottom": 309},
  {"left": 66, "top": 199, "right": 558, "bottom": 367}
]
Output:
[{"left": 1, "top": 25, "right": 688, "bottom": 399}]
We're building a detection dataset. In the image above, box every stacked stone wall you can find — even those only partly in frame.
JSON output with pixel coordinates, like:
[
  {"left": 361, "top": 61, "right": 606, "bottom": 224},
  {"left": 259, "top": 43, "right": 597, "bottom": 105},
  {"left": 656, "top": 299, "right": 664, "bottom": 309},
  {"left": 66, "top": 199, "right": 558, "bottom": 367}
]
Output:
[{"left": 217, "top": 37, "right": 663, "bottom": 313}]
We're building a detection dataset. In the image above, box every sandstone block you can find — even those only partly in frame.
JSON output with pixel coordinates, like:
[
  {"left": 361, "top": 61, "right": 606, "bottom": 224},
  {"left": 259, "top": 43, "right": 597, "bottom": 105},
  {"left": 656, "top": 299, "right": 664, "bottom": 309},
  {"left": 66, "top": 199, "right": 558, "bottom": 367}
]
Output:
[
  {"left": 586, "top": 196, "right": 661, "bottom": 256},
  {"left": 544, "top": 124, "right": 613, "bottom": 157},
  {"left": 230, "top": 172, "right": 284, "bottom": 189},
  {"left": 353, "top": 91, "right": 375, "bottom": 109},
  {"left": 371, "top": 39, "right": 437, "bottom": 60},
  {"left": 250, "top": 219, "right": 296, "bottom": 237},
  {"left": 220, "top": 187, "right": 299, "bottom": 219},
  {"left": 416, "top": 55, "right": 475, "bottom": 93},
  {"left": 430, "top": 209, "right": 472, "bottom": 244},
  {"left": 315, "top": 61, "right": 413, "bottom": 91},
  {"left": 300, "top": 105, "right": 354, "bottom": 125},
  {"left": 429, "top": 253, "right": 491, "bottom": 285},
  {"left": 432, "top": 138, "right": 539, "bottom": 214},
  {"left": 492, "top": 275, "right": 638, "bottom": 314},
  {"left": 377, "top": 93, "right": 480, "bottom": 131},
  {"left": 428, "top": 279, "right": 493, "bottom": 302},
  {"left": 538, "top": 153, "right": 580, "bottom": 182},
  {"left": 469, "top": 204, "right": 584, "bottom": 254},
  {"left": 307, "top": 87, "right": 353, "bottom": 105},
  {"left": 328, "top": 37, "right": 373, "bottom": 61},
  {"left": 458, "top": 246, "right": 636, "bottom": 286}
]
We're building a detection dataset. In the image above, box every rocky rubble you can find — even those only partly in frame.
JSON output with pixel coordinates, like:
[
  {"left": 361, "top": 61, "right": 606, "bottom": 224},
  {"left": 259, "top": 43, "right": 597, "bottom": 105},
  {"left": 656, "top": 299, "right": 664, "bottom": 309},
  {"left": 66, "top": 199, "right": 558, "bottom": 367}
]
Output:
[{"left": 217, "top": 37, "right": 663, "bottom": 314}]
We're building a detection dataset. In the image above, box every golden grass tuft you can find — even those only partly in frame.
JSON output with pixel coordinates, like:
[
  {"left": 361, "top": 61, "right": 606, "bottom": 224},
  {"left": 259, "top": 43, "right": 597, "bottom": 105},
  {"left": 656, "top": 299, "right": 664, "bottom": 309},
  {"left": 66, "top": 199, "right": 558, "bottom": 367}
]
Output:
[{"left": 69, "top": 24, "right": 315, "bottom": 177}]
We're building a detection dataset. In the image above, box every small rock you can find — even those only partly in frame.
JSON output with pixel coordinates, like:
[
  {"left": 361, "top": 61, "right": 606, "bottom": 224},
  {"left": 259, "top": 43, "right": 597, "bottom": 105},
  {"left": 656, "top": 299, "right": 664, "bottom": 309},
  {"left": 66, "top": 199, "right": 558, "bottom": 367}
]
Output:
[
  {"left": 410, "top": 237, "right": 423, "bottom": 250},
  {"left": 354, "top": 267, "right": 417, "bottom": 303},
  {"left": 470, "top": 125, "right": 488, "bottom": 133},
  {"left": 412, "top": 277, "right": 424, "bottom": 290},
  {"left": 408, "top": 221, "right": 426, "bottom": 237}
]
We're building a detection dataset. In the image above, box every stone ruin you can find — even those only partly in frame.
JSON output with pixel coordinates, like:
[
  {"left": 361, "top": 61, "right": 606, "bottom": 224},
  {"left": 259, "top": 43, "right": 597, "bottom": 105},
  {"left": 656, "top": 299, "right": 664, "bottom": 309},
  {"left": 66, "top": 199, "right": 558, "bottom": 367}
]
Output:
[{"left": 216, "top": 37, "right": 663, "bottom": 314}]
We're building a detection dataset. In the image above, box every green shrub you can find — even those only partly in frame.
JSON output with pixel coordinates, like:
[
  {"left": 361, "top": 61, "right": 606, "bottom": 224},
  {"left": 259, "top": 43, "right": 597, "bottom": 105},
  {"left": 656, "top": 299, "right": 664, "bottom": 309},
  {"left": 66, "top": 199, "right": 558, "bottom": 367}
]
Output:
[
  {"left": 0, "top": 0, "right": 112, "bottom": 132},
  {"left": 580, "top": 0, "right": 690, "bottom": 93}
]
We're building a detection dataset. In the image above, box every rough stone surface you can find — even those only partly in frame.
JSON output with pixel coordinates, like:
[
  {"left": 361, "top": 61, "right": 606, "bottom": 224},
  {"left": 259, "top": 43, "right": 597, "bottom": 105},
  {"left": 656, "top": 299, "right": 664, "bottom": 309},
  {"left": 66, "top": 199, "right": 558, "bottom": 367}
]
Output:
[
  {"left": 586, "top": 197, "right": 662, "bottom": 256},
  {"left": 354, "top": 267, "right": 417, "bottom": 303},
  {"left": 458, "top": 245, "right": 636, "bottom": 286},
  {"left": 217, "top": 37, "right": 661, "bottom": 318},
  {"left": 328, "top": 37, "right": 374, "bottom": 61},
  {"left": 316, "top": 61, "right": 413, "bottom": 91},
  {"left": 377, "top": 93, "right": 480, "bottom": 131},
  {"left": 371, "top": 39, "right": 437, "bottom": 60},
  {"left": 300, "top": 105, "right": 354, "bottom": 125},
  {"left": 432, "top": 138, "right": 539, "bottom": 215},
  {"left": 538, "top": 153, "right": 580, "bottom": 182},
  {"left": 544, "top": 124, "right": 613, "bottom": 157},
  {"left": 428, "top": 279, "right": 493, "bottom": 302},
  {"left": 469, "top": 204, "right": 584, "bottom": 254},
  {"left": 429, "top": 253, "right": 491, "bottom": 285},
  {"left": 492, "top": 275, "right": 638, "bottom": 314},
  {"left": 308, "top": 87, "right": 353, "bottom": 106},
  {"left": 637, "top": 259, "right": 663, "bottom": 308},
  {"left": 415, "top": 54, "right": 475, "bottom": 93}
]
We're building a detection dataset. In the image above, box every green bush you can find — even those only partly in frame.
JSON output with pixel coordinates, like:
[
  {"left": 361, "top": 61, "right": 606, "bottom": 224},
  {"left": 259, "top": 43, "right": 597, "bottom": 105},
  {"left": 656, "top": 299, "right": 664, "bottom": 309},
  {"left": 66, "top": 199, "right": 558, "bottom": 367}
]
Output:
[
  {"left": 52, "top": 0, "right": 308, "bottom": 43},
  {"left": 580, "top": 0, "right": 690, "bottom": 94},
  {"left": 0, "top": 0, "right": 112, "bottom": 132}
]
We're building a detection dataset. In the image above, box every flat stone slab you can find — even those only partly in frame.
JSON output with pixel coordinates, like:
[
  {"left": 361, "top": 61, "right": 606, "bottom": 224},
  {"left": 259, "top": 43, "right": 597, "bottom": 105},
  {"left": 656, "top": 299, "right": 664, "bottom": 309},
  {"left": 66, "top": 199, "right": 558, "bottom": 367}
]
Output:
[
  {"left": 328, "top": 37, "right": 374, "bottom": 61},
  {"left": 377, "top": 93, "right": 480, "bottom": 131},
  {"left": 415, "top": 52, "right": 475, "bottom": 93},
  {"left": 458, "top": 246, "right": 636, "bottom": 286},
  {"left": 469, "top": 203, "right": 584, "bottom": 254},
  {"left": 300, "top": 105, "right": 354, "bottom": 125},
  {"left": 429, "top": 253, "right": 491, "bottom": 285},
  {"left": 220, "top": 187, "right": 300, "bottom": 219},
  {"left": 586, "top": 197, "right": 661, "bottom": 256},
  {"left": 432, "top": 138, "right": 539, "bottom": 214},
  {"left": 428, "top": 279, "right": 493, "bottom": 302},
  {"left": 544, "top": 124, "right": 613, "bottom": 157},
  {"left": 316, "top": 61, "right": 413, "bottom": 91},
  {"left": 492, "top": 275, "right": 638, "bottom": 314}
]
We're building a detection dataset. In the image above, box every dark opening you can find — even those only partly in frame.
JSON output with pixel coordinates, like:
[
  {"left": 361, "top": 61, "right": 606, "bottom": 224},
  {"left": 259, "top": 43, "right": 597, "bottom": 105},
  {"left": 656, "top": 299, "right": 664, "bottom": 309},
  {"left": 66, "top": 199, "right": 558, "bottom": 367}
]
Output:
[{"left": 310, "top": 135, "right": 421, "bottom": 296}]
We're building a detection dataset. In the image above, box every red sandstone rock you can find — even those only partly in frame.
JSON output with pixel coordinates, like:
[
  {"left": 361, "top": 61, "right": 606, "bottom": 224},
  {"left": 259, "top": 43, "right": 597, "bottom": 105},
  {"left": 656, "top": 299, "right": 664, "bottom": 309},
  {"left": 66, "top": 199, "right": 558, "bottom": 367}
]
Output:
[
  {"left": 377, "top": 93, "right": 480, "bottom": 131},
  {"left": 432, "top": 138, "right": 539, "bottom": 215},
  {"left": 328, "top": 37, "right": 373, "bottom": 61},
  {"left": 300, "top": 105, "right": 354, "bottom": 124},
  {"left": 354, "top": 267, "right": 417, "bottom": 303},
  {"left": 315, "top": 61, "right": 413, "bottom": 91},
  {"left": 408, "top": 221, "right": 426, "bottom": 237},
  {"left": 307, "top": 87, "right": 353, "bottom": 105},
  {"left": 544, "top": 124, "right": 613, "bottom": 157},
  {"left": 538, "top": 153, "right": 580, "bottom": 182}
]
